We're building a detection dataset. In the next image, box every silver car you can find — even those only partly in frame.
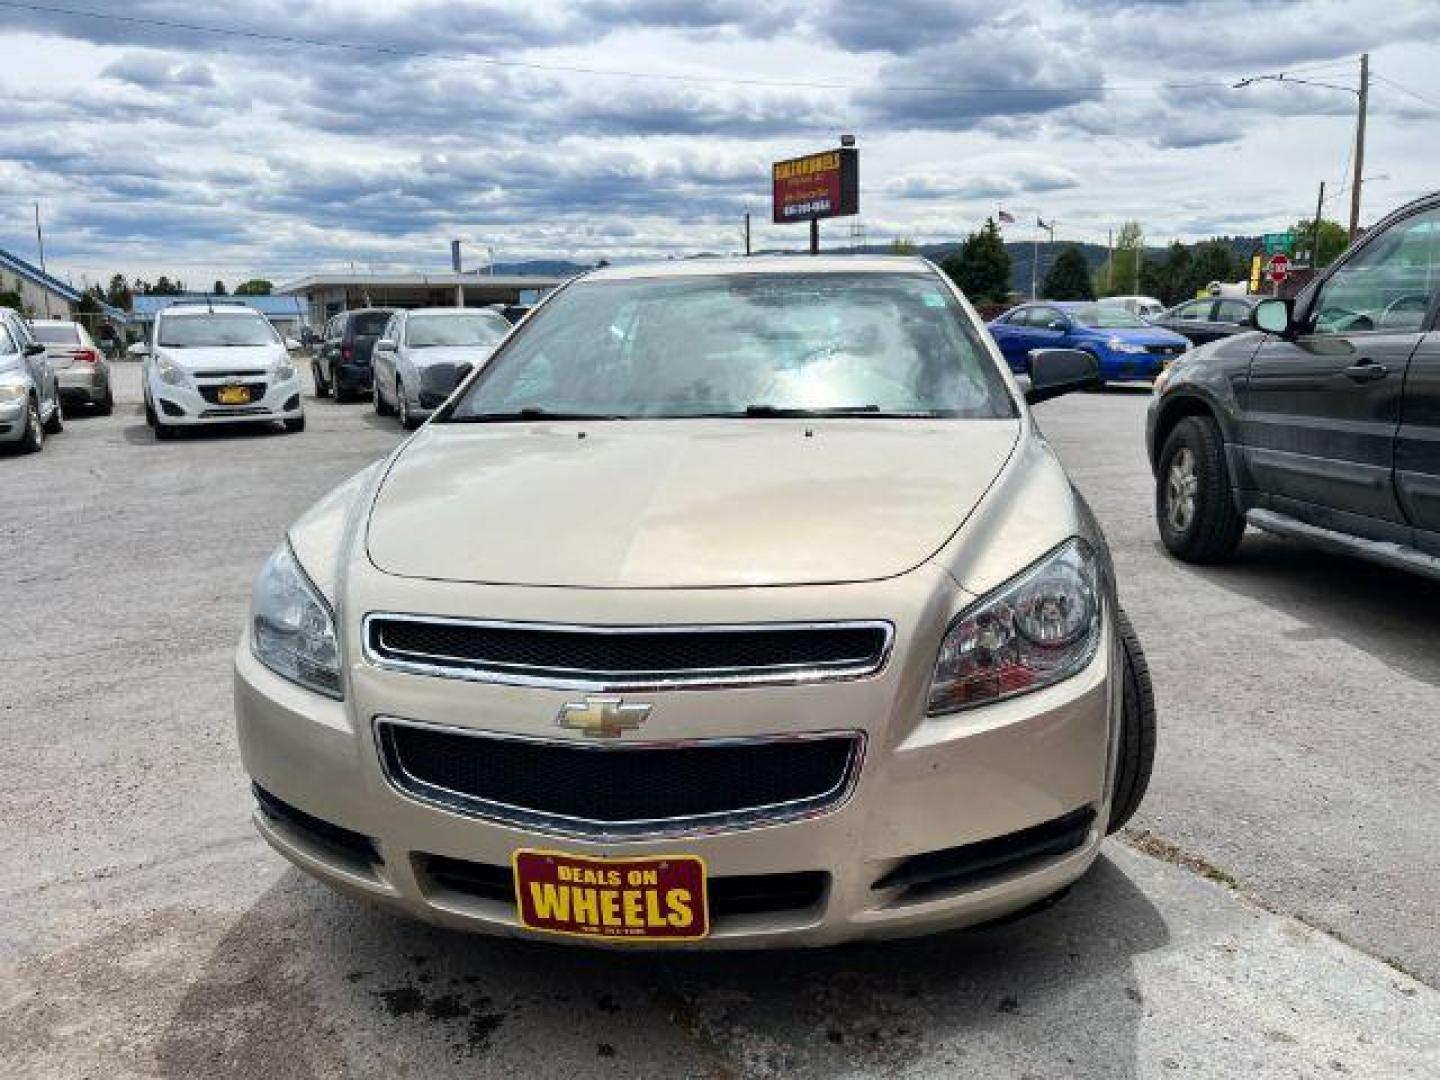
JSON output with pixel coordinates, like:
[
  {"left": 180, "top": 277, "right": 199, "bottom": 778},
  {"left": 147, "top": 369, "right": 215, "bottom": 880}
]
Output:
[
  {"left": 237, "top": 257, "right": 1155, "bottom": 948},
  {"left": 30, "top": 319, "right": 113, "bottom": 415},
  {"left": 372, "top": 307, "right": 511, "bottom": 429},
  {"left": 0, "top": 307, "right": 63, "bottom": 453}
]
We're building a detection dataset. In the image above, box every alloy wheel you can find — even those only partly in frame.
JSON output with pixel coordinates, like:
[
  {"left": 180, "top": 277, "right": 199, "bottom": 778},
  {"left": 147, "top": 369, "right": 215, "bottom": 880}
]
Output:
[{"left": 1165, "top": 446, "right": 1198, "bottom": 533}]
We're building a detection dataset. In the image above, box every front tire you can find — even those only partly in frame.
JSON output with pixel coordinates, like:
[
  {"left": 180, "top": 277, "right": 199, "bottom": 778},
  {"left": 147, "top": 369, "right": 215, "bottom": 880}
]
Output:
[
  {"left": 1156, "top": 415, "right": 1244, "bottom": 563},
  {"left": 284, "top": 415, "right": 306, "bottom": 433},
  {"left": 397, "top": 379, "right": 419, "bottom": 430},
  {"left": 1107, "top": 608, "right": 1156, "bottom": 834},
  {"left": 96, "top": 388, "right": 114, "bottom": 416},
  {"left": 373, "top": 380, "right": 391, "bottom": 416}
]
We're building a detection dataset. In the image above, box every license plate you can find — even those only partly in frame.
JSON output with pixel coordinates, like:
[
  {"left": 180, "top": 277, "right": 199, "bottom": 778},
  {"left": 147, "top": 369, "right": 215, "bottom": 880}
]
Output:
[
  {"left": 217, "top": 384, "right": 251, "bottom": 405},
  {"left": 513, "top": 849, "right": 709, "bottom": 942}
]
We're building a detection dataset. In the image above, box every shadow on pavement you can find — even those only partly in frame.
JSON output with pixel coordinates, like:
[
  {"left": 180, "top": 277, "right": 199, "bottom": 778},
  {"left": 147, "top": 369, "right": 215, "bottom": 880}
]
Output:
[
  {"left": 1164, "top": 529, "right": 1440, "bottom": 688},
  {"left": 154, "top": 853, "right": 1168, "bottom": 1079}
]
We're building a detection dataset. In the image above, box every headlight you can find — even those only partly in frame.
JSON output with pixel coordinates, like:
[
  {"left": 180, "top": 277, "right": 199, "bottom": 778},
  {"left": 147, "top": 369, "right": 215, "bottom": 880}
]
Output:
[
  {"left": 928, "top": 539, "right": 1102, "bottom": 714},
  {"left": 250, "top": 543, "right": 343, "bottom": 699},
  {"left": 1106, "top": 337, "right": 1147, "bottom": 354},
  {"left": 1153, "top": 365, "right": 1174, "bottom": 395},
  {"left": 155, "top": 353, "right": 189, "bottom": 387},
  {"left": 0, "top": 382, "right": 26, "bottom": 403}
]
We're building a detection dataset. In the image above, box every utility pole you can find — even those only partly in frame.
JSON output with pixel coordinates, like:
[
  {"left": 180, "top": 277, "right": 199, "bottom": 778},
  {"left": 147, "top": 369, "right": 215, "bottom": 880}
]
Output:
[
  {"left": 1349, "top": 52, "right": 1369, "bottom": 240},
  {"left": 1312, "top": 181, "right": 1326, "bottom": 267},
  {"left": 744, "top": 212, "right": 751, "bottom": 256},
  {"left": 34, "top": 203, "right": 51, "bottom": 318},
  {"left": 809, "top": 218, "right": 819, "bottom": 256}
]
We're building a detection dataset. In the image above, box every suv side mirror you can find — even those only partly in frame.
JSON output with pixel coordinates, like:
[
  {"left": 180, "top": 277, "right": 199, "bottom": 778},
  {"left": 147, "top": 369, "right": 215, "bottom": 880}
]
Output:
[
  {"left": 1047, "top": 319, "right": 1068, "bottom": 332},
  {"left": 1251, "top": 298, "right": 1294, "bottom": 336},
  {"left": 23, "top": 342, "right": 45, "bottom": 357},
  {"left": 1024, "top": 348, "right": 1098, "bottom": 405},
  {"left": 375, "top": 338, "right": 397, "bottom": 353},
  {"left": 127, "top": 341, "right": 150, "bottom": 358}
]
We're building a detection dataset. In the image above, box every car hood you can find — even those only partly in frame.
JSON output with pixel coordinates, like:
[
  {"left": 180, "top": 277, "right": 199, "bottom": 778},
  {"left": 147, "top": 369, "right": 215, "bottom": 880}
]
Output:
[
  {"left": 160, "top": 345, "right": 281, "bottom": 372},
  {"left": 1080, "top": 326, "right": 1189, "bottom": 347},
  {"left": 366, "top": 419, "right": 1020, "bottom": 588},
  {"left": 406, "top": 344, "right": 497, "bottom": 367}
]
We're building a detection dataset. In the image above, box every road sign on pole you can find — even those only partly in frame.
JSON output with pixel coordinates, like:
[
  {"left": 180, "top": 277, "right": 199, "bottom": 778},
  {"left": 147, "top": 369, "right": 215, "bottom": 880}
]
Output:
[
  {"left": 1263, "top": 232, "right": 1296, "bottom": 255},
  {"left": 1266, "top": 253, "right": 1291, "bottom": 284}
]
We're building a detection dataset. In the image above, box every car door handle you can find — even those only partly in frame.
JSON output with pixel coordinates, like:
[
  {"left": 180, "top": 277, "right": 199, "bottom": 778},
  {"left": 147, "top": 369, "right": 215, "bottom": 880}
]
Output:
[{"left": 1343, "top": 361, "right": 1388, "bottom": 382}]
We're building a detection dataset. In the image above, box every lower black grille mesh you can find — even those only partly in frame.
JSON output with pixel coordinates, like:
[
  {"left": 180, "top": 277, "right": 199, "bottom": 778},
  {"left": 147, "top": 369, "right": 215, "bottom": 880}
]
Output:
[{"left": 380, "top": 723, "right": 861, "bottom": 835}]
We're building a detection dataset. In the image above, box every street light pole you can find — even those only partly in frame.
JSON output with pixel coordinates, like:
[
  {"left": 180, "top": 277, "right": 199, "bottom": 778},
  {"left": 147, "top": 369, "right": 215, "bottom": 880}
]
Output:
[{"left": 1349, "top": 52, "right": 1369, "bottom": 240}]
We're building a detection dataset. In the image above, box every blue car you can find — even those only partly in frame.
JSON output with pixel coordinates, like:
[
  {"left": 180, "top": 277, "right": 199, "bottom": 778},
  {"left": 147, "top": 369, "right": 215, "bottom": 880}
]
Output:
[{"left": 988, "top": 301, "right": 1190, "bottom": 383}]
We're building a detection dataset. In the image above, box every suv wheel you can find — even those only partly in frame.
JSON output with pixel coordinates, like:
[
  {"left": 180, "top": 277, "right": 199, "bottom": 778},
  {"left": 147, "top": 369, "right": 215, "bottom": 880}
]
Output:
[
  {"left": 312, "top": 361, "right": 330, "bottom": 398},
  {"left": 1107, "top": 607, "right": 1157, "bottom": 834},
  {"left": 1156, "top": 415, "right": 1244, "bottom": 563},
  {"left": 397, "top": 380, "right": 418, "bottom": 430},
  {"left": 373, "top": 379, "right": 391, "bottom": 416}
]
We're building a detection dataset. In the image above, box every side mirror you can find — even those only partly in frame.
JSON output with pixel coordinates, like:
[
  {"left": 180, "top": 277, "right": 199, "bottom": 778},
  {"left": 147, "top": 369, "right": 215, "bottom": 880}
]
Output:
[
  {"left": 23, "top": 342, "right": 45, "bottom": 357},
  {"left": 1251, "top": 298, "right": 1294, "bottom": 336},
  {"left": 127, "top": 341, "right": 150, "bottom": 358},
  {"left": 453, "top": 361, "right": 474, "bottom": 383},
  {"left": 1047, "top": 319, "right": 1068, "bottom": 332},
  {"left": 375, "top": 338, "right": 397, "bottom": 353},
  {"left": 284, "top": 336, "right": 302, "bottom": 351},
  {"left": 1025, "top": 348, "right": 1098, "bottom": 405}
]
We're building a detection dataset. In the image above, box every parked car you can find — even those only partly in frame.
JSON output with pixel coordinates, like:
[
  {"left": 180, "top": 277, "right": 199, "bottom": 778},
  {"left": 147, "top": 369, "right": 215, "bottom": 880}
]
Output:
[
  {"left": 1099, "top": 295, "right": 1167, "bottom": 320},
  {"left": 133, "top": 301, "right": 304, "bottom": 439},
  {"left": 988, "top": 301, "right": 1189, "bottom": 383},
  {"left": 373, "top": 307, "right": 512, "bottom": 429},
  {"left": 313, "top": 308, "right": 396, "bottom": 401},
  {"left": 30, "top": 319, "right": 113, "bottom": 414},
  {"left": 494, "top": 303, "right": 532, "bottom": 325},
  {"left": 1149, "top": 191, "right": 1440, "bottom": 578},
  {"left": 1150, "top": 296, "right": 1259, "bottom": 347},
  {"left": 0, "top": 307, "right": 63, "bottom": 453},
  {"left": 237, "top": 256, "right": 1156, "bottom": 948}
]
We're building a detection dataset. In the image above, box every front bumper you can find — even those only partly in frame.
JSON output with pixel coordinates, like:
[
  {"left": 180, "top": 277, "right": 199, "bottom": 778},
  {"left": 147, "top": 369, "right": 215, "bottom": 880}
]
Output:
[
  {"left": 0, "top": 396, "right": 26, "bottom": 441},
  {"left": 151, "top": 373, "right": 303, "bottom": 426},
  {"left": 235, "top": 566, "right": 1120, "bottom": 948}
]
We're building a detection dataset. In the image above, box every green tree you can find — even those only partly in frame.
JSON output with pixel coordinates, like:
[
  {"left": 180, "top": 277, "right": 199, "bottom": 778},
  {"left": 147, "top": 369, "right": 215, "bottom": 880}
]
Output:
[
  {"left": 106, "top": 273, "right": 133, "bottom": 310},
  {"left": 1042, "top": 245, "right": 1094, "bottom": 300},
  {"left": 211, "top": 279, "right": 227, "bottom": 296},
  {"left": 234, "top": 278, "right": 273, "bottom": 296},
  {"left": 1097, "top": 221, "right": 1144, "bottom": 297},
  {"left": 888, "top": 238, "right": 918, "bottom": 255},
  {"left": 0, "top": 289, "right": 22, "bottom": 312},
  {"left": 149, "top": 276, "right": 184, "bottom": 296},
  {"left": 1293, "top": 217, "right": 1348, "bottom": 269},
  {"left": 77, "top": 286, "right": 105, "bottom": 315},
  {"left": 941, "top": 218, "right": 1012, "bottom": 304}
]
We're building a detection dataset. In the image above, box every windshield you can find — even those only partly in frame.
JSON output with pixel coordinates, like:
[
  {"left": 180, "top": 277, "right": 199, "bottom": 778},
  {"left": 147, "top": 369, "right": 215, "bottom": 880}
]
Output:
[
  {"left": 32, "top": 324, "right": 80, "bottom": 344},
  {"left": 446, "top": 273, "right": 1016, "bottom": 421},
  {"left": 158, "top": 313, "right": 278, "bottom": 348},
  {"left": 352, "top": 312, "right": 392, "bottom": 336},
  {"left": 406, "top": 312, "right": 510, "bottom": 348},
  {"left": 1068, "top": 305, "right": 1148, "bottom": 329}
]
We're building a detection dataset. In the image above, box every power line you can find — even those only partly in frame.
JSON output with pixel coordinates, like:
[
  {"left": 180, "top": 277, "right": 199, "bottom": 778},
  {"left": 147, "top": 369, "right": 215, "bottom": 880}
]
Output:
[
  {"left": 0, "top": 0, "right": 1238, "bottom": 96},
  {"left": 1372, "top": 72, "right": 1440, "bottom": 111}
]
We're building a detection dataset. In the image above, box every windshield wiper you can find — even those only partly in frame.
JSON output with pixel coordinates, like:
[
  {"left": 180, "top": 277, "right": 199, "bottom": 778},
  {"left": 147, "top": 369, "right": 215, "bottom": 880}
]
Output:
[
  {"left": 448, "top": 407, "right": 630, "bottom": 422},
  {"left": 697, "top": 405, "right": 946, "bottom": 418}
]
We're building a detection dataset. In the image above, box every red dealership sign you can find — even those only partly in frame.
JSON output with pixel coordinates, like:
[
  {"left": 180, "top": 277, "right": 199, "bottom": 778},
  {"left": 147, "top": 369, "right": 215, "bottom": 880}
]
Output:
[{"left": 772, "top": 148, "right": 859, "bottom": 224}]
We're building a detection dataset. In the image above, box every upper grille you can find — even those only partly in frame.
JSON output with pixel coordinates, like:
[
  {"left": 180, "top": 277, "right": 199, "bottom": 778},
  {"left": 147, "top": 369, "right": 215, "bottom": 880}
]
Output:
[
  {"left": 364, "top": 615, "right": 892, "bottom": 690},
  {"left": 377, "top": 720, "right": 864, "bottom": 838}
]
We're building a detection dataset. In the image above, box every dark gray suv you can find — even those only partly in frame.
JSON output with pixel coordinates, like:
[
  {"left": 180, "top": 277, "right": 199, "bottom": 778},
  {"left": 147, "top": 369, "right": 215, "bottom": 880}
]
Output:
[{"left": 1148, "top": 191, "right": 1440, "bottom": 578}]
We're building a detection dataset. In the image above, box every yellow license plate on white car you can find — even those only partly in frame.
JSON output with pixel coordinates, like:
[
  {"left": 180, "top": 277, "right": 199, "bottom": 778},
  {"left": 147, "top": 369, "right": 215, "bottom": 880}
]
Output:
[{"left": 217, "top": 384, "right": 251, "bottom": 405}]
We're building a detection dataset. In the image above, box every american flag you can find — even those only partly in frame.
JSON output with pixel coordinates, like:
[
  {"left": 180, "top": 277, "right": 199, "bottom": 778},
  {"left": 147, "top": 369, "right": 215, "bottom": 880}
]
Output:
[{"left": 997, "top": 208, "right": 1016, "bottom": 224}]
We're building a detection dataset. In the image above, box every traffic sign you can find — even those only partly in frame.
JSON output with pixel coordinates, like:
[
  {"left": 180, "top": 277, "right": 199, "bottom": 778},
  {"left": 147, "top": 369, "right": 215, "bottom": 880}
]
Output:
[
  {"left": 1263, "top": 231, "right": 1296, "bottom": 254},
  {"left": 1266, "top": 253, "right": 1291, "bottom": 283}
]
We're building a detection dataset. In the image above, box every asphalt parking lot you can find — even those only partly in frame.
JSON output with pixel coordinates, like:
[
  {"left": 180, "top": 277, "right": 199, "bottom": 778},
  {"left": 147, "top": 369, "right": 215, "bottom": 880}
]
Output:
[{"left": 2, "top": 364, "right": 1437, "bottom": 1079}]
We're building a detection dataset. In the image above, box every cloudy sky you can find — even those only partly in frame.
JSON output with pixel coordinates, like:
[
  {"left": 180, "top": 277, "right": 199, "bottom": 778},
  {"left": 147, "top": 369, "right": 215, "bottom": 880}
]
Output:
[{"left": 1, "top": 0, "right": 1438, "bottom": 289}]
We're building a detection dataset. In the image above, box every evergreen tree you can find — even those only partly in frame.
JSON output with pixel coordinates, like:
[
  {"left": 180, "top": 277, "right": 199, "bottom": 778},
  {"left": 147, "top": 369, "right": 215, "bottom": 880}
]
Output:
[
  {"left": 1041, "top": 245, "right": 1095, "bottom": 300},
  {"left": 941, "top": 218, "right": 1012, "bottom": 304},
  {"left": 106, "top": 273, "right": 133, "bottom": 311},
  {"left": 212, "top": 279, "right": 228, "bottom": 296},
  {"left": 235, "top": 279, "right": 273, "bottom": 296}
]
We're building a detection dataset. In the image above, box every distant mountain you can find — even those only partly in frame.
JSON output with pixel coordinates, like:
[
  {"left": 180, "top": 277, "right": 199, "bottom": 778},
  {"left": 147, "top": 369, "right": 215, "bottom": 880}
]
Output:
[{"left": 487, "top": 260, "right": 591, "bottom": 277}]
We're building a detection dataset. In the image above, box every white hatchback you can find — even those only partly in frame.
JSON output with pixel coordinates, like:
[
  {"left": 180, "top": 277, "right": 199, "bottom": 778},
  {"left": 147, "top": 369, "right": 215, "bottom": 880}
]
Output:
[{"left": 135, "top": 302, "right": 304, "bottom": 438}]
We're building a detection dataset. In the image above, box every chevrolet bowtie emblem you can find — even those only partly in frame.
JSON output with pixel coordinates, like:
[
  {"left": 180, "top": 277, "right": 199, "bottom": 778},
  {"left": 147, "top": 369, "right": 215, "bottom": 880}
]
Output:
[{"left": 556, "top": 695, "right": 652, "bottom": 738}]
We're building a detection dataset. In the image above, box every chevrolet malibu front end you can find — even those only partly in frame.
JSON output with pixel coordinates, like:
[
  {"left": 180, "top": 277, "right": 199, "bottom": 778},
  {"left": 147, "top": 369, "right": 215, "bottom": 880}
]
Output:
[{"left": 235, "top": 257, "right": 1155, "bottom": 947}]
